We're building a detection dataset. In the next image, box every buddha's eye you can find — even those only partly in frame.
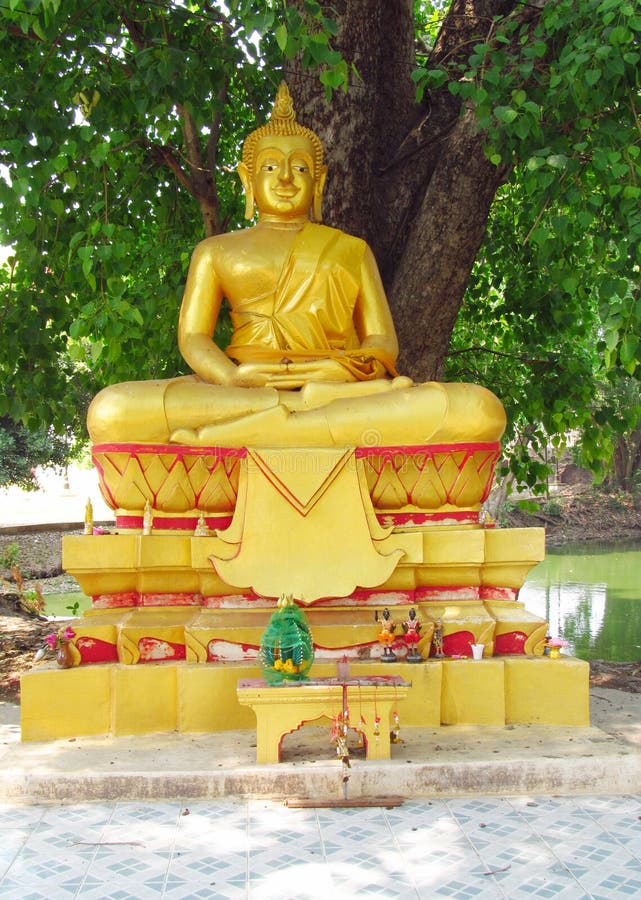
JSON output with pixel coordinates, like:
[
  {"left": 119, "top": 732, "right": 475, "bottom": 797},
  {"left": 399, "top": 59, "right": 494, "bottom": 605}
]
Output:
[{"left": 261, "top": 164, "right": 277, "bottom": 172}]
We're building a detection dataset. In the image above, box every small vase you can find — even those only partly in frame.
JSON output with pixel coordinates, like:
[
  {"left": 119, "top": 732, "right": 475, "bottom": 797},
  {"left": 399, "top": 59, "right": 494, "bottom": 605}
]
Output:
[
  {"left": 56, "top": 642, "right": 74, "bottom": 669},
  {"left": 549, "top": 646, "right": 561, "bottom": 660}
]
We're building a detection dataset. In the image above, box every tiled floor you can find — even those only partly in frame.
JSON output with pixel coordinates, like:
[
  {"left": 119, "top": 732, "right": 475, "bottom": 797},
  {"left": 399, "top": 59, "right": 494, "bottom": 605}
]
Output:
[{"left": 1, "top": 795, "right": 640, "bottom": 899}]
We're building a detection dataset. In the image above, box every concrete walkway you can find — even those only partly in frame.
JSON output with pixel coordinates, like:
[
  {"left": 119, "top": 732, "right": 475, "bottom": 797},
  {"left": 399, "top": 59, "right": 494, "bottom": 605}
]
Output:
[
  {"left": 1, "top": 692, "right": 640, "bottom": 897},
  {"left": 1, "top": 688, "right": 639, "bottom": 805}
]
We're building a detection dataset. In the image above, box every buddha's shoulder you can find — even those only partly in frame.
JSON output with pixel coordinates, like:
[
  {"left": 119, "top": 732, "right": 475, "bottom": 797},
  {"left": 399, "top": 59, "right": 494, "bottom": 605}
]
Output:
[
  {"left": 302, "top": 223, "right": 368, "bottom": 261},
  {"left": 190, "top": 230, "right": 249, "bottom": 259}
]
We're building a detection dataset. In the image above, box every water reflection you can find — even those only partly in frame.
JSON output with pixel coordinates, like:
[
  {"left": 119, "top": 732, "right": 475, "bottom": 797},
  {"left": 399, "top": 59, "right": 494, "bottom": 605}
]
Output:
[{"left": 519, "top": 541, "right": 641, "bottom": 662}]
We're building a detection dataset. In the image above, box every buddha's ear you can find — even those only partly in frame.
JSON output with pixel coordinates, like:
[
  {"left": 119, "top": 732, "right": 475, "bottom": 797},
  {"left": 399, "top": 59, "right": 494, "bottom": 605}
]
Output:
[
  {"left": 312, "top": 165, "right": 327, "bottom": 223},
  {"left": 237, "top": 163, "right": 254, "bottom": 220}
]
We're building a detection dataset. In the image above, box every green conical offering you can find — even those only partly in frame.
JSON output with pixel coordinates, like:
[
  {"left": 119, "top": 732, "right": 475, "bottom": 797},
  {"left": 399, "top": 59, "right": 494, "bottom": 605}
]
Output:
[{"left": 259, "top": 594, "right": 314, "bottom": 684}]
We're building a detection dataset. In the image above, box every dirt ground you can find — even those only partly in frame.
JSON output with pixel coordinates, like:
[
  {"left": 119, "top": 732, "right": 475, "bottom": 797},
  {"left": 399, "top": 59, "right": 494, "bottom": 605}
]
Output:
[{"left": 2, "top": 485, "right": 641, "bottom": 704}]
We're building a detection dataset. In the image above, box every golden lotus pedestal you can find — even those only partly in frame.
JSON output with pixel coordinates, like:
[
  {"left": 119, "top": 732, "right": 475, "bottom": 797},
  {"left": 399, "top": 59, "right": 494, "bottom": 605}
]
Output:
[{"left": 20, "top": 442, "right": 590, "bottom": 742}]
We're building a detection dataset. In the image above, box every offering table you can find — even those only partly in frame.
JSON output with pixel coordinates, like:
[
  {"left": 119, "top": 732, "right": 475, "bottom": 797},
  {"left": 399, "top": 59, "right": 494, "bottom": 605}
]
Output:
[{"left": 237, "top": 675, "right": 410, "bottom": 763}]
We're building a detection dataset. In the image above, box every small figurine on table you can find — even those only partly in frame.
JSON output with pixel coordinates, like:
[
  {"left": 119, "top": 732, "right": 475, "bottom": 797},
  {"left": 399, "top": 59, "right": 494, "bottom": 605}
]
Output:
[
  {"left": 194, "top": 513, "right": 210, "bottom": 537},
  {"left": 432, "top": 619, "right": 444, "bottom": 658},
  {"left": 402, "top": 608, "right": 422, "bottom": 663},
  {"left": 376, "top": 607, "right": 397, "bottom": 662},
  {"left": 143, "top": 499, "right": 153, "bottom": 535}
]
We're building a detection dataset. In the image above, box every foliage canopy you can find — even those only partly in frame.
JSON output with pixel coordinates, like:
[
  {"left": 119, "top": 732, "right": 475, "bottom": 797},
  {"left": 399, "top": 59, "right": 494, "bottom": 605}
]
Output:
[{"left": 0, "top": 0, "right": 640, "bottom": 491}]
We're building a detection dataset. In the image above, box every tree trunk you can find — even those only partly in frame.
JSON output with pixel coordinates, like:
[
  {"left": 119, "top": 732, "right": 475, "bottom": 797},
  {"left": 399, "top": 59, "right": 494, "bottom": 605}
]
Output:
[
  {"left": 287, "top": 0, "right": 521, "bottom": 380},
  {"left": 391, "top": 109, "right": 507, "bottom": 380}
]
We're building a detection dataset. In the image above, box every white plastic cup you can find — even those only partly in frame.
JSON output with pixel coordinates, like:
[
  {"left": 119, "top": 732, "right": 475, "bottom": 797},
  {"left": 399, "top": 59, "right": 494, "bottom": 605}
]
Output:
[{"left": 470, "top": 643, "right": 484, "bottom": 660}]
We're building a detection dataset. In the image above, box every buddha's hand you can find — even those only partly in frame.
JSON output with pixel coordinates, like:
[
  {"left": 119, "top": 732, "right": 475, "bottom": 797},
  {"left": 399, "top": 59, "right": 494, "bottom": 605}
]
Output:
[
  {"left": 222, "top": 359, "right": 355, "bottom": 389},
  {"left": 262, "top": 359, "right": 357, "bottom": 389}
]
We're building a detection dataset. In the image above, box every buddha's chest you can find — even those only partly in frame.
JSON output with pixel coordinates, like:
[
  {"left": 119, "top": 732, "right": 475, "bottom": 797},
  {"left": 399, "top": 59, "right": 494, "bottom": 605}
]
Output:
[{"left": 218, "top": 233, "right": 297, "bottom": 307}]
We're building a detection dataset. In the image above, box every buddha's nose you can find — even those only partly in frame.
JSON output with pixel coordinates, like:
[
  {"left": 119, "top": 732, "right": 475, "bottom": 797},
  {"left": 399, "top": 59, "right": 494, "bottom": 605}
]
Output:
[{"left": 278, "top": 160, "right": 293, "bottom": 182}]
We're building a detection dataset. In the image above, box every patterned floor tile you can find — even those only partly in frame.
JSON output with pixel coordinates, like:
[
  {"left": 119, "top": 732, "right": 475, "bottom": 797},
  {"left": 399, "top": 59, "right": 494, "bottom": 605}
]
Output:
[
  {"left": 411, "top": 856, "right": 498, "bottom": 894},
  {"left": 37, "top": 802, "right": 114, "bottom": 829},
  {"left": 498, "top": 869, "right": 590, "bottom": 898},
  {"left": 74, "top": 874, "right": 168, "bottom": 899},
  {"left": 0, "top": 804, "right": 44, "bottom": 828},
  {"left": 98, "top": 823, "right": 177, "bottom": 853},
  {"left": 1, "top": 796, "right": 641, "bottom": 899},
  {"left": 250, "top": 861, "right": 336, "bottom": 899},
  {"left": 328, "top": 863, "right": 419, "bottom": 899},
  {"left": 577, "top": 795, "right": 641, "bottom": 816},
  {"left": 469, "top": 837, "right": 558, "bottom": 872},
  {"left": 0, "top": 854, "right": 89, "bottom": 897},
  {"left": 388, "top": 812, "right": 467, "bottom": 846},
  {"left": 175, "top": 800, "right": 247, "bottom": 834},
  {"left": 400, "top": 836, "right": 476, "bottom": 865},
  {"left": 589, "top": 813, "right": 641, "bottom": 855},
  {"left": 558, "top": 844, "right": 641, "bottom": 894},
  {"left": 541, "top": 817, "right": 612, "bottom": 844},
  {"left": 27, "top": 823, "right": 107, "bottom": 856},
  {"left": 590, "top": 870, "right": 641, "bottom": 898},
  {"left": 0, "top": 829, "right": 30, "bottom": 876},
  {"left": 417, "top": 875, "right": 504, "bottom": 898},
  {"left": 173, "top": 825, "right": 249, "bottom": 856},
  {"left": 0, "top": 880, "right": 52, "bottom": 900},
  {"left": 82, "top": 847, "right": 170, "bottom": 894},
  {"left": 108, "top": 801, "right": 183, "bottom": 825},
  {"left": 164, "top": 876, "right": 248, "bottom": 900},
  {"left": 509, "top": 796, "right": 597, "bottom": 820},
  {"left": 168, "top": 849, "right": 247, "bottom": 883},
  {"left": 447, "top": 798, "right": 515, "bottom": 821}
]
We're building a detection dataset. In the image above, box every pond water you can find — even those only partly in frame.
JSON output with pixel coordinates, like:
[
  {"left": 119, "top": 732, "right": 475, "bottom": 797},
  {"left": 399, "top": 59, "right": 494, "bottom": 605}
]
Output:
[{"left": 520, "top": 541, "right": 641, "bottom": 662}]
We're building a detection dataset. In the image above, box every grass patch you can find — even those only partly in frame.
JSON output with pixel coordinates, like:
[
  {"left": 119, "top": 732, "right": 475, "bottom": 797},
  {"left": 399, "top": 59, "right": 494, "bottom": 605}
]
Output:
[{"left": 44, "top": 591, "right": 90, "bottom": 618}]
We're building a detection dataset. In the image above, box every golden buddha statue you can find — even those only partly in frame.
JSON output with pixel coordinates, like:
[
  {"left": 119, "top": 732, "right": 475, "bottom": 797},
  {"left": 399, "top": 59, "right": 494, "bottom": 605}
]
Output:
[{"left": 87, "top": 82, "right": 505, "bottom": 449}]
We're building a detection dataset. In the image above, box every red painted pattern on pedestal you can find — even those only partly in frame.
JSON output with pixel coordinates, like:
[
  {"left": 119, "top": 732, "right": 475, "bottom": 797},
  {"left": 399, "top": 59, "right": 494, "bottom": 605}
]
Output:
[
  {"left": 415, "top": 586, "right": 481, "bottom": 602},
  {"left": 92, "top": 592, "right": 140, "bottom": 608},
  {"left": 115, "top": 515, "right": 234, "bottom": 531},
  {"left": 139, "top": 593, "right": 203, "bottom": 607},
  {"left": 89, "top": 585, "right": 521, "bottom": 610},
  {"left": 75, "top": 637, "right": 119, "bottom": 664},
  {"left": 494, "top": 631, "right": 528, "bottom": 654},
  {"left": 436, "top": 631, "right": 475, "bottom": 657},
  {"left": 207, "top": 639, "right": 260, "bottom": 663},
  {"left": 138, "top": 637, "right": 186, "bottom": 662},
  {"left": 480, "top": 586, "right": 519, "bottom": 602}
]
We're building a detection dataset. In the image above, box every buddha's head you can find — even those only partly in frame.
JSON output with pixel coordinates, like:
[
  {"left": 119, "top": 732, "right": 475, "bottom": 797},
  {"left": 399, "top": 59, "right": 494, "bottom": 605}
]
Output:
[{"left": 238, "top": 82, "right": 327, "bottom": 223}]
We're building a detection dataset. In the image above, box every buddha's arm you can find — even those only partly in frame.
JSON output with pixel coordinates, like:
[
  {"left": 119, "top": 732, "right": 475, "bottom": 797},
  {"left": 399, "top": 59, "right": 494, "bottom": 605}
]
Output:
[
  {"left": 178, "top": 240, "right": 239, "bottom": 385},
  {"left": 353, "top": 245, "right": 399, "bottom": 372}
]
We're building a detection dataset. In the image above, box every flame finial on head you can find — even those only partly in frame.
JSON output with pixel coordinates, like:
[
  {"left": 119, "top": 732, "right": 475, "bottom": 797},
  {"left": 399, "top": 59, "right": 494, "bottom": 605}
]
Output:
[{"left": 271, "top": 81, "right": 296, "bottom": 125}]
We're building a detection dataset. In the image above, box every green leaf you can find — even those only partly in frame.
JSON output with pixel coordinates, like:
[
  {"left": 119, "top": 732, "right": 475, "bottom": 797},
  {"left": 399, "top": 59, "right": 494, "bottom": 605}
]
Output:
[
  {"left": 547, "top": 154, "right": 568, "bottom": 169},
  {"left": 274, "top": 24, "right": 287, "bottom": 53},
  {"left": 494, "top": 105, "right": 518, "bottom": 124}
]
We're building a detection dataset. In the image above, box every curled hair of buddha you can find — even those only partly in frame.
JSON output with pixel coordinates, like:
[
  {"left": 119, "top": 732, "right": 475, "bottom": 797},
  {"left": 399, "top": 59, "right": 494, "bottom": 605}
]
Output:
[{"left": 241, "top": 81, "right": 324, "bottom": 176}]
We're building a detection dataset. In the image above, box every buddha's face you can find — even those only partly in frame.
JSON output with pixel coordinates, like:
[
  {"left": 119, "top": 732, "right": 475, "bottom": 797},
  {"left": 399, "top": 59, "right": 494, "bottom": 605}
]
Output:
[{"left": 251, "top": 134, "right": 317, "bottom": 219}]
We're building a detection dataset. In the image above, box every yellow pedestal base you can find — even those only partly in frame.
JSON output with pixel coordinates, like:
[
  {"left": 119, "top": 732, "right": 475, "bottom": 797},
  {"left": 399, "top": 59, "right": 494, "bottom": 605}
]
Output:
[{"left": 20, "top": 656, "right": 589, "bottom": 742}]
